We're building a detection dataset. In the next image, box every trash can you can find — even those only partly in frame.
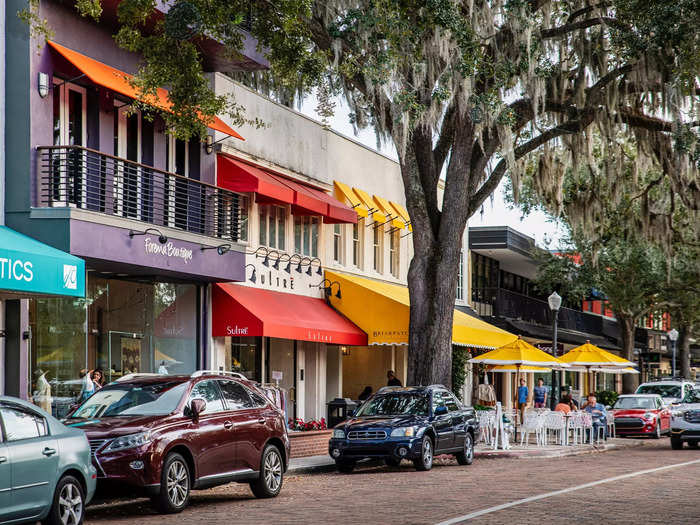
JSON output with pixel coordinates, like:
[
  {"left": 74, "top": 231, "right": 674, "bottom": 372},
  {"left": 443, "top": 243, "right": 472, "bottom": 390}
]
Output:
[{"left": 327, "top": 398, "right": 357, "bottom": 428}]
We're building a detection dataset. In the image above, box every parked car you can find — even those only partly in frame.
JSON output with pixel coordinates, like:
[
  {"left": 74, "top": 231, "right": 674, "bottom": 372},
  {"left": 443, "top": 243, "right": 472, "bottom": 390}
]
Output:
[
  {"left": 63, "top": 371, "right": 290, "bottom": 514},
  {"left": 611, "top": 394, "right": 671, "bottom": 438},
  {"left": 635, "top": 379, "right": 695, "bottom": 405},
  {"left": 670, "top": 387, "right": 700, "bottom": 450},
  {"left": 328, "top": 385, "right": 478, "bottom": 473},
  {"left": 0, "top": 395, "right": 97, "bottom": 525}
]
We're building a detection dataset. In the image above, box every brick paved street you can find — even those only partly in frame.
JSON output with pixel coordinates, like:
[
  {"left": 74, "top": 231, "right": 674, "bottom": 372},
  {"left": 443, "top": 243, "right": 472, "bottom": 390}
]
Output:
[{"left": 85, "top": 440, "right": 700, "bottom": 525}]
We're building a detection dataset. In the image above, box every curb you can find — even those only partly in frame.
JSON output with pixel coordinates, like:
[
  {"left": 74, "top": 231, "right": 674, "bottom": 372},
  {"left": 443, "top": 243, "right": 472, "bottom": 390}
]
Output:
[{"left": 287, "top": 441, "right": 648, "bottom": 474}]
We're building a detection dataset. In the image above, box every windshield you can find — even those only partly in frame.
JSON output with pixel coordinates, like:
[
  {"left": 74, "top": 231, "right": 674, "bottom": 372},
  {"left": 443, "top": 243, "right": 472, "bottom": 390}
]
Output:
[
  {"left": 355, "top": 393, "right": 429, "bottom": 417},
  {"left": 614, "top": 397, "right": 657, "bottom": 410},
  {"left": 682, "top": 389, "right": 700, "bottom": 404},
  {"left": 636, "top": 384, "right": 681, "bottom": 398},
  {"left": 69, "top": 382, "right": 188, "bottom": 418}
]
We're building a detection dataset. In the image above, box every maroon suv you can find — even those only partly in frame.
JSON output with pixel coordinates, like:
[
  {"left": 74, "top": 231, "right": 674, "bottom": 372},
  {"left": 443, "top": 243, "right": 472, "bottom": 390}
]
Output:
[{"left": 65, "top": 372, "right": 290, "bottom": 513}]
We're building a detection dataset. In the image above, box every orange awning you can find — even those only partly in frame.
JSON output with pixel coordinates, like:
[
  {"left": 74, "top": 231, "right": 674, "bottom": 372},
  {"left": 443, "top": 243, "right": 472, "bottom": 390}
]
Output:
[{"left": 47, "top": 40, "right": 243, "bottom": 140}]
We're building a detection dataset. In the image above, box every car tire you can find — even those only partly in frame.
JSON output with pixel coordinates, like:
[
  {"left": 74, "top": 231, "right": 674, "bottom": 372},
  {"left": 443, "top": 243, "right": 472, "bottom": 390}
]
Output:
[
  {"left": 654, "top": 420, "right": 661, "bottom": 439},
  {"left": 153, "top": 452, "right": 190, "bottom": 514},
  {"left": 385, "top": 457, "right": 401, "bottom": 467},
  {"left": 413, "top": 436, "right": 434, "bottom": 471},
  {"left": 250, "top": 445, "right": 284, "bottom": 498},
  {"left": 456, "top": 432, "right": 474, "bottom": 466},
  {"left": 688, "top": 441, "right": 699, "bottom": 449},
  {"left": 671, "top": 436, "right": 684, "bottom": 450},
  {"left": 43, "top": 474, "right": 85, "bottom": 525},
  {"left": 336, "top": 460, "right": 355, "bottom": 473}
]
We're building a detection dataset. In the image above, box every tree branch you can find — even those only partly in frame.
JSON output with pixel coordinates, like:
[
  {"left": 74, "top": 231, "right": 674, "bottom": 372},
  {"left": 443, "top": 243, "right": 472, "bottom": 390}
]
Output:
[{"left": 541, "top": 17, "right": 629, "bottom": 39}]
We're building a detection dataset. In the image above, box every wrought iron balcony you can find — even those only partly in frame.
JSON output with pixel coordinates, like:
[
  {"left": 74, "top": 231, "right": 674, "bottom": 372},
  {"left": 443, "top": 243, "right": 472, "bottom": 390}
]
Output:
[
  {"left": 37, "top": 145, "right": 243, "bottom": 242},
  {"left": 472, "top": 287, "right": 604, "bottom": 335}
]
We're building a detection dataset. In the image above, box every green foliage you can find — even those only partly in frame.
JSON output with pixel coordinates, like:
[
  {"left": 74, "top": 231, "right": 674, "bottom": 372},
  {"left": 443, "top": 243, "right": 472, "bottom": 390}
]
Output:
[
  {"left": 451, "top": 346, "right": 470, "bottom": 401},
  {"left": 595, "top": 390, "right": 619, "bottom": 408}
]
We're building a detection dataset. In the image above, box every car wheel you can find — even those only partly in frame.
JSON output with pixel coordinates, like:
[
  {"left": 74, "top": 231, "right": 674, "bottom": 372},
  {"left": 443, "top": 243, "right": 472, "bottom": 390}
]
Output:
[
  {"left": 250, "top": 445, "right": 284, "bottom": 498},
  {"left": 413, "top": 436, "right": 434, "bottom": 471},
  {"left": 385, "top": 457, "right": 401, "bottom": 467},
  {"left": 153, "top": 452, "right": 190, "bottom": 514},
  {"left": 43, "top": 475, "right": 85, "bottom": 525},
  {"left": 688, "top": 441, "right": 699, "bottom": 449},
  {"left": 456, "top": 433, "right": 474, "bottom": 466},
  {"left": 336, "top": 460, "right": 355, "bottom": 473},
  {"left": 671, "top": 436, "right": 684, "bottom": 450},
  {"left": 654, "top": 420, "right": 661, "bottom": 439}
]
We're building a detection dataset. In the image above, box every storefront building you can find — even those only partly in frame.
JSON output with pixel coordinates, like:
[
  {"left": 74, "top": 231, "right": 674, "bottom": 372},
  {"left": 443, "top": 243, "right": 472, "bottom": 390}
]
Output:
[{"left": 3, "top": 0, "right": 262, "bottom": 413}]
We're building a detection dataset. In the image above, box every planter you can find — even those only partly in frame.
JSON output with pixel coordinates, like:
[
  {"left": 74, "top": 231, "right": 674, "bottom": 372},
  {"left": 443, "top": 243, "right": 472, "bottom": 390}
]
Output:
[{"left": 289, "top": 429, "right": 333, "bottom": 458}]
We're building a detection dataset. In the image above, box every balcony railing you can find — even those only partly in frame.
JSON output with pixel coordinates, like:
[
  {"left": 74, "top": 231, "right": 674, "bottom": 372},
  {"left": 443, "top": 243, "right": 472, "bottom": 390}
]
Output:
[
  {"left": 473, "top": 287, "right": 604, "bottom": 335},
  {"left": 37, "top": 145, "right": 243, "bottom": 242}
]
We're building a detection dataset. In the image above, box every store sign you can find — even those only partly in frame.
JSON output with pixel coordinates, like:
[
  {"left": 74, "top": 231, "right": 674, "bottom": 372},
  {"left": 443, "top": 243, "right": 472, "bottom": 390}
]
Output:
[
  {"left": 535, "top": 342, "right": 565, "bottom": 356},
  {"left": 143, "top": 237, "right": 193, "bottom": 264},
  {"left": 226, "top": 325, "right": 250, "bottom": 336},
  {"left": 0, "top": 226, "right": 85, "bottom": 297}
]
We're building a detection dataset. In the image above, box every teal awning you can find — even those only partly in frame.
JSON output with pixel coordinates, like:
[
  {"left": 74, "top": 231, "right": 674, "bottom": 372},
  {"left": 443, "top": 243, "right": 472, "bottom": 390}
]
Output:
[{"left": 0, "top": 226, "right": 85, "bottom": 297}]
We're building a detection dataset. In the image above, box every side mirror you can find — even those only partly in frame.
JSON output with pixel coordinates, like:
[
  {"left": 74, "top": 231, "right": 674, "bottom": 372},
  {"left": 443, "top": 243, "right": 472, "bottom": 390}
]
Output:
[
  {"left": 189, "top": 398, "right": 206, "bottom": 419},
  {"left": 434, "top": 405, "right": 448, "bottom": 416}
]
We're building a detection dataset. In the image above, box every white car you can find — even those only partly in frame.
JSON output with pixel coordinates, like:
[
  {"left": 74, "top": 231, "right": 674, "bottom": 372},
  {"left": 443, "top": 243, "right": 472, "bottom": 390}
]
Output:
[
  {"left": 635, "top": 379, "right": 695, "bottom": 405},
  {"left": 670, "top": 388, "right": 700, "bottom": 449}
]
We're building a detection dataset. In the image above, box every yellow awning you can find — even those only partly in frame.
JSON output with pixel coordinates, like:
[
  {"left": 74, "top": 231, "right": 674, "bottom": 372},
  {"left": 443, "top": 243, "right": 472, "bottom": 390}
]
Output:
[
  {"left": 389, "top": 201, "right": 412, "bottom": 231},
  {"left": 352, "top": 188, "right": 385, "bottom": 222},
  {"left": 326, "top": 270, "right": 517, "bottom": 348},
  {"left": 373, "top": 195, "right": 405, "bottom": 230},
  {"left": 334, "top": 181, "right": 368, "bottom": 218}
]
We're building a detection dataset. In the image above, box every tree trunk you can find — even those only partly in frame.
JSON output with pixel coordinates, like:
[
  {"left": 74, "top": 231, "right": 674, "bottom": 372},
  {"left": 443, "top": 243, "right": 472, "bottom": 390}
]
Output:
[
  {"left": 618, "top": 315, "right": 639, "bottom": 393},
  {"left": 679, "top": 324, "right": 692, "bottom": 379}
]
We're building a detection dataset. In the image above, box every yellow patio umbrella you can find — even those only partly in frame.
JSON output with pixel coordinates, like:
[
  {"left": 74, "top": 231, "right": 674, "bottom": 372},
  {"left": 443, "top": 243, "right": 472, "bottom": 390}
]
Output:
[
  {"left": 559, "top": 341, "right": 636, "bottom": 392},
  {"left": 488, "top": 365, "right": 552, "bottom": 373},
  {"left": 469, "top": 337, "right": 569, "bottom": 440}
]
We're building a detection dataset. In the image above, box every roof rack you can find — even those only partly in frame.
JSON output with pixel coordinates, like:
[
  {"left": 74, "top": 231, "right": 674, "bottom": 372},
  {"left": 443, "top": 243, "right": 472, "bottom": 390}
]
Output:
[
  {"left": 114, "top": 373, "right": 163, "bottom": 382},
  {"left": 190, "top": 370, "right": 248, "bottom": 380}
]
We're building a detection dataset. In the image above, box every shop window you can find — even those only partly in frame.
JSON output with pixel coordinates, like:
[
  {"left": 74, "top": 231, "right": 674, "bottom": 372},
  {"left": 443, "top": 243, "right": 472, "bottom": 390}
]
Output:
[
  {"left": 294, "top": 216, "right": 319, "bottom": 257},
  {"left": 373, "top": 226, "right": 383, "bottom": 273},
  {"left": 333, "top": 224, "right": 344, "bottom": 264},
  {"left": 352, "top": 220, "right": 364, "bottom": 268},
  {"left": 238, "top": 195, "right": 249, "bottom": 242},
  {"left": 456, "top": 250, "right": 464, "bottom": 301},
  {"left": 389, "top": 230, "right": 399, "bottom": 278},
  {"left": 229, "top": 336, "right": 262, "bottom": 381},
  {"left": 259, "top": 205, "right": 286, "bottom": 250}
]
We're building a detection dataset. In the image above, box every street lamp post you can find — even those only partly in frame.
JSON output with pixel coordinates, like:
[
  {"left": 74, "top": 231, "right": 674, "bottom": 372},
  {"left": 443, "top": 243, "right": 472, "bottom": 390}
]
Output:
[
  {"left": 548, "top": 291, "right": 562, "bottom": 410},
  {"left": 668, "top": 328, "right": 679, "bottom": 378}
]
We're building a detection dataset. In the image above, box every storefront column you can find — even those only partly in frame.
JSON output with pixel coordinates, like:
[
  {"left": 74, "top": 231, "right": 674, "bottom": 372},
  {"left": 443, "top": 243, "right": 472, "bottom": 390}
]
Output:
[
  {"left": 326, "top": 346, "right": 342, "bottom": 400},
  {"left": 296, "top": 342, "right": 305, "bottom": 421},
  {"left": 3, "top": 299, "right": 29, "bottom": 399},
  {"left": 504, "top": 372, "right": 513, "bottom": 411},
  {"left": 0, "top": 299, "right": 5, "bottom": 395}
]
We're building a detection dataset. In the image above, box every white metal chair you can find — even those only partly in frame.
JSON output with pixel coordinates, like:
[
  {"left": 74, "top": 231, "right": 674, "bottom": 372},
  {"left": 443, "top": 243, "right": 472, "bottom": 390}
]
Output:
[
  {"left": 545, "top": 411, "right": 566, "bottom": 445},
  {"left": 478, "top": 410, "right": 497, "bottom": 446},
  {"left": 606, "top": 411, "right": 616, "bottom": 438},
  {"left": 519, "top": 411, "right": 545, "bottom": 447},
  {"left": 580, "top": 412, "right": 594, "bottom": 444}
]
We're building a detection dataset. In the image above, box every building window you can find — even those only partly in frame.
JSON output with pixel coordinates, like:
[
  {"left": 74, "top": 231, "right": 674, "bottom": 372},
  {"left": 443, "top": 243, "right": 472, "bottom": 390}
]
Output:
[
  {"left": 389, "top": 230, "right": 399, "bottom": 278},
  {"left": 259, "top": 205, "right": 286, "bottom": 250},
  {"left": 352, "top": 221, "right": 363, "bottom": 268},
  {"left": 333, "top": 224, "right": 344, "bottom": 264},
  {"left": 238, "top": 195, "right": 249, "bottom": 243},
  {"left": 373, "top": 226, "right": 383, "bottom": 273},
  {"left": 456, "top": 250, "right": 464, "bottom": 301},
  {"left": 294, "top": 216, "right": 319, "bottom": 257}
]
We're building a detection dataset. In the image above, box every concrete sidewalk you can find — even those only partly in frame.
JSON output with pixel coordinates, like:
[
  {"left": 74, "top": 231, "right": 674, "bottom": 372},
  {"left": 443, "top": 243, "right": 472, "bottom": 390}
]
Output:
[{"left": 287, "top": 438, "right": 649, "bottom": 474}]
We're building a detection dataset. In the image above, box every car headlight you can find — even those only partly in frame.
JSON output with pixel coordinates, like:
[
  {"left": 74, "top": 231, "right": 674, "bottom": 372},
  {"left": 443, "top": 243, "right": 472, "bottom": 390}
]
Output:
[
  {"left": 104, "top": 432, "right": 151, "bottom": 453},
  {"left": 643, "top": 412, "right": 655, "bottom": 420},
  {"left": 671, "top": 410, "right": 685, "bottom": 418},
  {"left": 390, "top": 427, "right": 417, "bottom": 437},
  {"left": 332, "top": 429, "right": 345, "bottom": 439}
]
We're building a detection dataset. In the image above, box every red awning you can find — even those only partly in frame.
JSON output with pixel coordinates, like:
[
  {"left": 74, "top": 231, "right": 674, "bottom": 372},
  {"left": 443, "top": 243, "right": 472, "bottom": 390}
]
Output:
[
  {"left": 217, "top": 155, "right": 295, "bottom": 205},
  {"left": 269, "top": 174, "right": 357, "bottom": 223},
  {"left": 212, "top": 284, "right": 367, "bottom": 345}
]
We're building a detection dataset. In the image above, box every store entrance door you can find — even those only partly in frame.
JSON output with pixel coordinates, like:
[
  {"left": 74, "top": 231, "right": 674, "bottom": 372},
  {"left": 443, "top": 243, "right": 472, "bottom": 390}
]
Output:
[{"left": 98, "top": 331, "right": 149, "bottom": 382}]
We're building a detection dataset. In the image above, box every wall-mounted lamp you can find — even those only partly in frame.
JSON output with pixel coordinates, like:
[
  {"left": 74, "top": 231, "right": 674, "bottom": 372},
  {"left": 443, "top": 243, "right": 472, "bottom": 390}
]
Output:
[
  {"left": 309, "top": 257, "right": 323, "bottom": 276},
  {"left": 245, "top": 263, "right": 257, "bottom": 283},
  {"left": 262, "top": 250, "right": 279, "bottom": 268},
  {"left": 205, "top": 135, "right": 214, "bottom": 155},
  {"left": 310, "top": 279, "right": 341, "bottom": 299},
  {"left": 128, "top": 228, "right": 168, "bottom": 244},
  {"left": 298, "top": 257, "right": 312, "bottom": 274},
  {"left": 38, "top": 72, "right": 50, "bottom": 98},
  {"left": 201, "top": 243, "right": 231, "bottom": 255},
  {"left": 276, "top": 254, "right": 291, "bottom": 272}
]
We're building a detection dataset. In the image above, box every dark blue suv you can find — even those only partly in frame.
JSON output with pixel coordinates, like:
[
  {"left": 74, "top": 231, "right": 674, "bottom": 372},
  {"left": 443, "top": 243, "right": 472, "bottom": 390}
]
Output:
[{"left": 328, "top": 385, "right": 479, "bottom": 472}]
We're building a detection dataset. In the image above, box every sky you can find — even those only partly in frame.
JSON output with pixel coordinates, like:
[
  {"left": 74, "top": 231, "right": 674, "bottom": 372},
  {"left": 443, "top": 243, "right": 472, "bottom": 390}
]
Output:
[{"left": 298, "top": 95, "right": 566, "bottom": 249}]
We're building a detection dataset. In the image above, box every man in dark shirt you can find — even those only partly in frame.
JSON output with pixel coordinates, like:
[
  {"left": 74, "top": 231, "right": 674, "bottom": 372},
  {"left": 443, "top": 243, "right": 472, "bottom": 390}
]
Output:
[{"left": 387, "top": 370, "right": 402, "bottom": 386}]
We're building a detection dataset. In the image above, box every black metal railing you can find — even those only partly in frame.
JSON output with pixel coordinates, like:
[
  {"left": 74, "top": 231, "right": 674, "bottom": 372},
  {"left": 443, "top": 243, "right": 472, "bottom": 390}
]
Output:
[
  {"left": 38, "top": 145, "right": 242, "bottom": 242},
  {"left": 472, "top": 287, "right": 604, "bottom": 334}
]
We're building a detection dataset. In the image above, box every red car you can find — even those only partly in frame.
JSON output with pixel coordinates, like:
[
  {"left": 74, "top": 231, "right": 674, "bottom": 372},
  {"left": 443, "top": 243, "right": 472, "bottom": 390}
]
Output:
[
  {"left": 612, "top": 394, "right": 671, "bottom": 438},
  {"left": 65, "top": 371, "right": 290, "bottom": 513}
]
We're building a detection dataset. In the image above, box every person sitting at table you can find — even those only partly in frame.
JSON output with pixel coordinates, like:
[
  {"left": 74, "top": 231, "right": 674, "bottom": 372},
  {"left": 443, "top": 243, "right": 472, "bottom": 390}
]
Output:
[
  {"left": 555, "top": 395, "right": 572, "bottom": 414},
  {"left": 582, "top": 393, "right": 607, "bottom": 439}
]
